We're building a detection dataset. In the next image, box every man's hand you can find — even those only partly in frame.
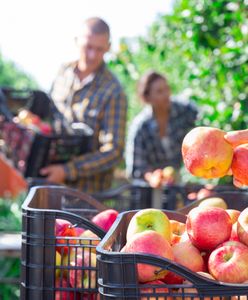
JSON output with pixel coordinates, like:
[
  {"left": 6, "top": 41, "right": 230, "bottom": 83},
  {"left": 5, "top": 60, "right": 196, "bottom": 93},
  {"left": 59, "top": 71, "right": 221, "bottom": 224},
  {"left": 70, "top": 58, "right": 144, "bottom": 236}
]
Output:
[
  {"left": 224, "top": 129, "right": 248, "bottom": 148},
  {"left": 40, "top": 164, "right": 66, "bottom": 184}
]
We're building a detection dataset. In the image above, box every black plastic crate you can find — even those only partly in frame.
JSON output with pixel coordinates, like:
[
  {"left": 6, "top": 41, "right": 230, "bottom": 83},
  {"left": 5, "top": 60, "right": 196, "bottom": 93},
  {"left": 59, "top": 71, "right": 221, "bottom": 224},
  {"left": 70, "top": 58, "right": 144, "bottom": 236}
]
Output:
[
  {"left": 96, "top": 198, "right": 248, "bottom": 300},
  {"left": 92, "top": 182, "right": 244, "bottom": 212},
  {"left": 161, "top": 183, "right": 245, "bottom": 210},
  {"left": 0, "top": 87, "right": 93, "bottom": 178},
  {"left": 179, "top": 190, "right": 248, "bottom": 214},
  {"left": 21, "top": 185, "right": 107, "bottom": 300},
  {"left": 93, "top": 182, "right": 153, "bottom": 212},
  {"left": 1, "top": 120, "right": 93, "bottom": 177}
]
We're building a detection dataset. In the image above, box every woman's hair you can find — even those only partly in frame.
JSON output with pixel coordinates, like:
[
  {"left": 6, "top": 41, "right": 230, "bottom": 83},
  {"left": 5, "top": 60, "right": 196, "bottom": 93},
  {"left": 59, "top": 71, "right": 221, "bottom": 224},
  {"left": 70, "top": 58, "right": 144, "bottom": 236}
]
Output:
[{"left": 137, "top": 70, "right": 168, "bottom": 101}]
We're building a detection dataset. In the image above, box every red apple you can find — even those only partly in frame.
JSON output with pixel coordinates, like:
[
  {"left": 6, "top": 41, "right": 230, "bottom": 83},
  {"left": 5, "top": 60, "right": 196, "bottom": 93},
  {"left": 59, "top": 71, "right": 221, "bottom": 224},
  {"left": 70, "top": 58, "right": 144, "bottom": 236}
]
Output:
[
  {"left": 123, "top": 230, "right": 174, "bottom": 282},
  {"left": 162, "top": 270, "right": 183, "bottom": 284},
  {"left": 55, "top": 277, "right": 74, "bottom": 300},
  {"left": 186, "top": 206, "right": 232, "bottom": 250},
  {"left": 40, "top": 122, "right": 52, "bottom": 135},
  {"left": 55, "top": 219, "right": 77, "bottom": 254},
  {"left": 140, "top": 280, "right": 170, "bottom": 300},
  {"left": 237, "top": 207, "right": 248, "bottom": 246},
  {"left": 69, "top": 250, "right": 97, "bottom": 289},
  {"left": 169, "top": 219, "right": 186, "bottom": 245},
  {"left": 229, "top": 222, "right": 240, "bottom": 241},
  {"left": 126, "top": 208, "right": 171, "bottom": 243},
  {"left": 172, "top": 240, "right": 205, "bottom": 273},
  {"left": 231, "top": 143, "right": 248, "bottom": 186},
  {"left": 226, "top": 209, "right": 241, "bottom": 224},
  {"left": 208, "top": 242, "right": 248, "bottom": 283},
  {"left": 200, "top": 250, "right": 211, "bottom": 272},
  {"left": 182, "top": 126, "right": 233, "bottom": 179},
  {"left": 91, "top": 209, "right": 118, "bottom": 232},
  {"left": 163, "top": 240, "right": 205, "bottom": 285}
]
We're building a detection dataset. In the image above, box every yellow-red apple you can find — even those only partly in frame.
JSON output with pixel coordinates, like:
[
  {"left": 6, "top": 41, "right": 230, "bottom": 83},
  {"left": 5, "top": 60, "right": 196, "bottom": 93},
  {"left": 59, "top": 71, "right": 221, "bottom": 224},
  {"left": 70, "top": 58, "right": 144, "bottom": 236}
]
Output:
[
  {"left": 198, "top": 197, "right": 228, "bottom": 209},
  {"left": 162, "top": 166, "right": 176, "bottom": 185},
  {"left": 226, "top": 209, "right": 241, "bottom": 224},
  {"left": 169, "top": 219, "right": 186, "bottom": 245},
  {"left": 80, "top": 230, "right": 100, "bottom": 253},
  {"left": 182, "top": 127, "right": 233, "bottom": 179}
]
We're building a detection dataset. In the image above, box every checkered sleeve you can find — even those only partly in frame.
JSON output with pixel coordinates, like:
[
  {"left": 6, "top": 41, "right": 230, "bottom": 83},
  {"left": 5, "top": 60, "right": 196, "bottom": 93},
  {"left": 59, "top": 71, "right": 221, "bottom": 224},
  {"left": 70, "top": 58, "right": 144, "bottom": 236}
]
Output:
[{"left": 64, "top": 88, "right": 127, "bottom": 181}]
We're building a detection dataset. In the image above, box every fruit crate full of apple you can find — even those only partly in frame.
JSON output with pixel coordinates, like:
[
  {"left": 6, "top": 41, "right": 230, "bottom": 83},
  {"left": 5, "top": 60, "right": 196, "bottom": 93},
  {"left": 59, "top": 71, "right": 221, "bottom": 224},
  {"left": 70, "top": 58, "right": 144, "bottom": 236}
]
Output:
[
  {"left": 21, "top": 185, "right": 119, "bottom": 300},
  {"left": 96, "top": 204, "right": 248, "bottom": 299},
  {"left": 0, "top": 87, "right": 93, "bottom": 178}
]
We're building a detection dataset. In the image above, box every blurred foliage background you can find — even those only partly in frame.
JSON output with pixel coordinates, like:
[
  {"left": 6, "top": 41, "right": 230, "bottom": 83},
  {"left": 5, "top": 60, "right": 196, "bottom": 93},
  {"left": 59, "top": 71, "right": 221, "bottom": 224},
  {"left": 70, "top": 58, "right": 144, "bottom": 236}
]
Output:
[
  {"left": 108, "top": 0, "right": 248, "bottom": 184},
  {"left": 0, "top": 1, "right": 248, "bottom": 296}
]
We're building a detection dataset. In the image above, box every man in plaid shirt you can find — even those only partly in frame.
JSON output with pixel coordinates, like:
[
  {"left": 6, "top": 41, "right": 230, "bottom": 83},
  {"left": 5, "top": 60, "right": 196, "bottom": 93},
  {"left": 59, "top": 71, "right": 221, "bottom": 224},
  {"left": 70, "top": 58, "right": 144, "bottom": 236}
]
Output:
[{"left": 40, "top": 17, "right": 127, "bottom": 193}]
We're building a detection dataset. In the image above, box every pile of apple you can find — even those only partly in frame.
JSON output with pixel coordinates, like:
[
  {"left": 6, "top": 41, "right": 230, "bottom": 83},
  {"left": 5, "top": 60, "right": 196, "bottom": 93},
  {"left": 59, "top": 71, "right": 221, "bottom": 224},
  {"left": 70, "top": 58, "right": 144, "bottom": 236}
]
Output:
[
  {"left": 144, "top": 166, "right": 177, "bottom": 188},
  {"left": 54, "top": 209, "right": 118, "bottom": 300},
  {"left": 14, "top": 109, "right": 53, "bottom": 135},
  {"left": 182, "top": 126, "right": 248, "bottom": 187},
  {"left": 120, "top": 205, "right": 248, "bottom": 298}
]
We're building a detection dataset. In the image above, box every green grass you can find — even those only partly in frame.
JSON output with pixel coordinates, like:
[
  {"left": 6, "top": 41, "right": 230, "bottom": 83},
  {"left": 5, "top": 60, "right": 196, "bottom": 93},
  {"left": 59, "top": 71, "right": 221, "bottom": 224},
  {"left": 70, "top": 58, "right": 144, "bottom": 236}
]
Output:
[{"left": 0, "top": 193, "right": 25, "bottom": 300}]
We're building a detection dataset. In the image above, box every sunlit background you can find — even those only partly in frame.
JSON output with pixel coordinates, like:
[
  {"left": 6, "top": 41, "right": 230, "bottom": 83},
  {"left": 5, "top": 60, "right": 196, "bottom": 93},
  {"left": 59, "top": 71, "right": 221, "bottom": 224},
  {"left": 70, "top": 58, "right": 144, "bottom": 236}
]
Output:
[{"left": 0, "top": 0, "right": 173, "bottom": 90}]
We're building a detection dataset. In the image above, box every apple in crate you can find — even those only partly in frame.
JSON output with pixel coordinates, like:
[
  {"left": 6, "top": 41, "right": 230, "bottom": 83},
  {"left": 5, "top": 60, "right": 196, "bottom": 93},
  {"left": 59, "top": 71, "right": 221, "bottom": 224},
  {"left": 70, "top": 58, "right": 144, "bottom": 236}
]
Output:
[
  {"left": 126, "top": 208, "right": 171, "bottom": 243},
  {"left": 163, "top": 240, "right": 205, "bottom": 284},
  {"left": 237, "top": 207, "right": 248, "bottom": 246},
  {"left": 226, "top": 209, "right": 241, "bottom": 225},
  {"left": 55, "top": 219, "right": 77, "bottom": 254},
  {"left": 230, "top": 222, "right": 239, "bottom": 241},
  {"left": 198, "top": 197, "right": 228, "bottom": 209},
  {"left": 172, "top": 240, "right": 205, "bottom": 273},
  {"left": 91, "top": 209, "right": 118, "bottom": 231},
  {"left": 208, "top": 241, "right": 248, "bottom": 283},
  {"left": 169, "top": 219, "right": 186, "bottom": 245},
  {"left": 80, "top": 229, "right": 100, "bottom": 253},
  {"left": 182, "top": 126, "right": 233, "bottom": 179},
  {"left": 140, "top": 280, "right": 169, "bottom": 300},
  {"left": 69, "top": 250, "right": 97, "bottom": 289},
  {"left": 122, "top": 230, "right": 174, "bottom": 282},
  {"left": 186, "top": 206, "right": 232, "bottom": 250},
  {"left": 55, "top": 277, "right": 74, "bottom": 300}
]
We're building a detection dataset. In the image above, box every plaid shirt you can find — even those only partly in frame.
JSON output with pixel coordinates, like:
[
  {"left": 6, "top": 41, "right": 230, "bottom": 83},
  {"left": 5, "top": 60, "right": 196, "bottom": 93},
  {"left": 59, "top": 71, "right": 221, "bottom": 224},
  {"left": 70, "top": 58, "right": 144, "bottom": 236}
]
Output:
[
  {"left": 50, "top": 62, "right": 127, "bottom": 193},
  {"left": 126, "top": 98, "right": 197, "bottom": 179}
]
